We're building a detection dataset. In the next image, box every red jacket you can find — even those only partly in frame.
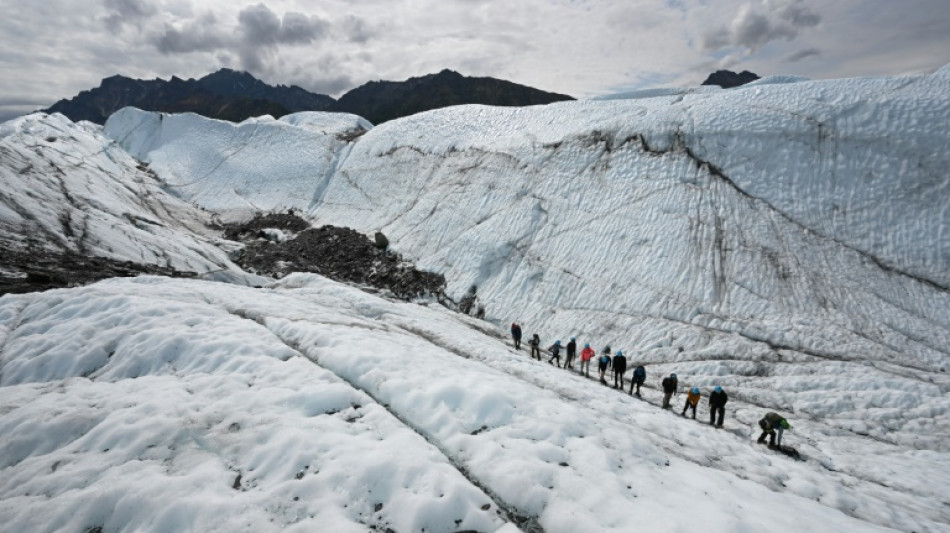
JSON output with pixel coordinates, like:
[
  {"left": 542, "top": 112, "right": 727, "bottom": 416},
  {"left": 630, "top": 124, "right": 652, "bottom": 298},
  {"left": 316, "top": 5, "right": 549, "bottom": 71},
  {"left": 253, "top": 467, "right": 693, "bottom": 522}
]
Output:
[{"left": 580, "top": 347, "right": 595, "bottom": 361}]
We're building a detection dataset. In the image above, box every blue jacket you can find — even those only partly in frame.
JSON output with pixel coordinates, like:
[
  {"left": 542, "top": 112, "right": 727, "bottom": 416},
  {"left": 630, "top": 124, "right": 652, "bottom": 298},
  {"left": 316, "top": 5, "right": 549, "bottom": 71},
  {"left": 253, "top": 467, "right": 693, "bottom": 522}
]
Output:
[{"left": 633, "top": 366, "right": 646, "bottom": 381}]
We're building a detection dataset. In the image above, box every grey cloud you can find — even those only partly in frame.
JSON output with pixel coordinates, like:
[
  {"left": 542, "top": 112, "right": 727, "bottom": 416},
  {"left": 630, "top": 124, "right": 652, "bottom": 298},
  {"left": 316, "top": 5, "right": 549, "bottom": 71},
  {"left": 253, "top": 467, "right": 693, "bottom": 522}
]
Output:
[
  {"left": 785, "top": 47, "right": 820, "bottom": 62},
  {"left": 0, "top": 96, "right": 48, "bottom": 106},
  {"left": 238, "top": 47, "right": 267, "bottom": 73},
  {"left": 0, "top": 104, "right": 43, "bottom": 123},
  {"left": 154, "top": 13, "right": 229, "bottom": 54},
  {"left": 102, "top": 0, "right": 158, "bottom": 31},
  {"left": 701, "top": 28, "right": 730, "bottom": 50},
  {"left": 776, "top": 2, "right": 820, "bottom": 28},
  {"left": 238, "top": 4, "right": 329, "bottom": 46},
  {"left": 340, "top": 14, "right": 374, "bottom": 44},
  {"left": 279, "top": 12, "right": 330, "bottom": 44},
  {"left": 236, "top": 4, "right": 330, "bottom": 72},
  {"left": 146, "top": 3, "right": 331, "bottom": 76},
  {"left": 104, "top": 0, "right": 156, "bottom": 19},
  {"left": 238, "top": 4, "right": 282, "bottom": 45},
  {"left": 308, "top": 74, "right": 354, "bottom": 96},
  {"left": 704, "top": 0, "right": 821, "bottom": 52}
]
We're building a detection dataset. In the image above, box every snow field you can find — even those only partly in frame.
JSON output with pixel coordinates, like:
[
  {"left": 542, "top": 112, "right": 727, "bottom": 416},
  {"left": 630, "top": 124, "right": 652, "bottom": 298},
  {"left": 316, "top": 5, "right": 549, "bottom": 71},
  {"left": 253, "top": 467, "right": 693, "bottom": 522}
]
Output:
[
  {"left": 257, "top": 274, "right": 923, "bottom": 531},
  {"left": 0, "top": 279, "right": 507, "bottom": 533},
  {"left": 1, "top": 272, "right": 946, "bottom": 531}
]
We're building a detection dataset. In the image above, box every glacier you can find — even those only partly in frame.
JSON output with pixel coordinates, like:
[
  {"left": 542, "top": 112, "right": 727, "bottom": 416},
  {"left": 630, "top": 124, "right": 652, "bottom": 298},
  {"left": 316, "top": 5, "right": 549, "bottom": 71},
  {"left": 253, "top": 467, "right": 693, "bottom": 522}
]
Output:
[{"left": 1, "top": 66, "right": 949, "bottom": 532}]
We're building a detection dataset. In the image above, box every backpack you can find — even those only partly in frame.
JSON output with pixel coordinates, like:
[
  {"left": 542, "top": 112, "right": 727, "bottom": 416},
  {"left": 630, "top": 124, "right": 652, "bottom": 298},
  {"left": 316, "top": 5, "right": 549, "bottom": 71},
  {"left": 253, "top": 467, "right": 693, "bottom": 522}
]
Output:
[{"left": 634, "top": 366, "right": 646, "bottom": 380}]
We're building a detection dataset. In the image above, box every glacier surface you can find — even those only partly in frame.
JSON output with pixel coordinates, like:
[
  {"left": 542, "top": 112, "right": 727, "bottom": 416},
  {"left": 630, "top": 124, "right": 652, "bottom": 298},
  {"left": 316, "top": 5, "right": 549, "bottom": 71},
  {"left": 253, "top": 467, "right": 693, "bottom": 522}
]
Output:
[{"left": 1, "top": 67, "right": 949, "bottom": 532}]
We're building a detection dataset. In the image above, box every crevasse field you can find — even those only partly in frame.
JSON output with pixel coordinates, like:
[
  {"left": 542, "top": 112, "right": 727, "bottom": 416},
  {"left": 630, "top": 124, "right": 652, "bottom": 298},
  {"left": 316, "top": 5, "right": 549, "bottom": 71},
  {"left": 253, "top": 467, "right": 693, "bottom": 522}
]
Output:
[{"left": 1, "top": 65, "right": 949, "bottom": 532}]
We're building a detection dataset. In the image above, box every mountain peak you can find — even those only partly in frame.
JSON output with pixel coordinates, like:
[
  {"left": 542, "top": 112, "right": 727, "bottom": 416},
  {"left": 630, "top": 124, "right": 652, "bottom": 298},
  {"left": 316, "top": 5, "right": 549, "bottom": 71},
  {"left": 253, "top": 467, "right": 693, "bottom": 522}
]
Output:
[
  {"left": 701, "top": 69, "right": 761, "bottom": 88},
  {"left": 337, "top": 69, "right": 574, "bottom": 124}
]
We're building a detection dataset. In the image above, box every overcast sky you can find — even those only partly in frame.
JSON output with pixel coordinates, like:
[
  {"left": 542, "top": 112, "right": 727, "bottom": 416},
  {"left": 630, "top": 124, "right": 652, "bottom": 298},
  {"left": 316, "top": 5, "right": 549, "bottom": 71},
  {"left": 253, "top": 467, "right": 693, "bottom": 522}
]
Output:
[{"left": 1, "top": 0, "right": 949, "bottom": 122}]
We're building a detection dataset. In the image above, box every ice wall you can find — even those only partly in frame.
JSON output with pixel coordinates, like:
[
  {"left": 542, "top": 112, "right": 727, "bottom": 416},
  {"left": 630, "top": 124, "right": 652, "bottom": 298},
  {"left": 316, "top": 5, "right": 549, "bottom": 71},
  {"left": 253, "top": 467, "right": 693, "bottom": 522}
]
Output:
[
  {"left": 100, "top": 71, "right": 950, "bottom": 378},
  {"left": 0, "top": 113, "right": 240, "bottom": 275},
  {"left": 106, "top": 108, "right": 371, "bottom": 219},
  {"left": 304, "top": 73, "right": 950, "bottom": 368}
]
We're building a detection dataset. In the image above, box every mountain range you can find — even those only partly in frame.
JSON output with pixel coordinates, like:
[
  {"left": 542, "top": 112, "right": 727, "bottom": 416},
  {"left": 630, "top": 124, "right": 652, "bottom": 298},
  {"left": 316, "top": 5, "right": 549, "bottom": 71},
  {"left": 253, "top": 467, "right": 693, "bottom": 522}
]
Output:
[{"left": 44, "top": 68, "right": 574, "bottom": 125}]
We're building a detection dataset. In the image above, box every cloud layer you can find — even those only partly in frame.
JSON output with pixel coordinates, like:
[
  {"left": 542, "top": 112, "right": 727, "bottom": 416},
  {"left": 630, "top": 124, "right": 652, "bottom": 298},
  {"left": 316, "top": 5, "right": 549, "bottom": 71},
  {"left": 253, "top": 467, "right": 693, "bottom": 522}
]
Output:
[{"left": 0, "top": 0, "right": 949, "bottom": 122}]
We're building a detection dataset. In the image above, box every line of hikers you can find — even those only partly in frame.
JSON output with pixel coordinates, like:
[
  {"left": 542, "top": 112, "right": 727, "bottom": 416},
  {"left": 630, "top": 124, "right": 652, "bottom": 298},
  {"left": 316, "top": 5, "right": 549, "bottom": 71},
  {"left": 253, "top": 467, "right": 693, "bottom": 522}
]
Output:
[{"left": 511, "top": 322, "right": 792, "bottom": 444}]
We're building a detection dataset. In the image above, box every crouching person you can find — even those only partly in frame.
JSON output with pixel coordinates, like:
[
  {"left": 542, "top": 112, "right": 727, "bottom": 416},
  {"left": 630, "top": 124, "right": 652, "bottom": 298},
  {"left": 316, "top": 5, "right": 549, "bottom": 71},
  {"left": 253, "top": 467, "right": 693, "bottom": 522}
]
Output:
[
  {"left": 757, "top": 412, "right": 791, "bottom": 448},
  {"left": 682, "top": 387, "right": 700, "bottom": 419}
]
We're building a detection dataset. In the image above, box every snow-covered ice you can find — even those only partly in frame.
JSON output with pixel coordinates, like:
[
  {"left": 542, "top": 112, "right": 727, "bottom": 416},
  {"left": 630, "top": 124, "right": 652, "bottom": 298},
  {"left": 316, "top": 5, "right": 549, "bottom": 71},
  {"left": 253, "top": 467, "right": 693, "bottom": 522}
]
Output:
[
  {"left": 1, "top": 65, "right": 949, "bottom": 532},
  {"left": 3, "top": 275, "right": 941, "bottom": 532}
]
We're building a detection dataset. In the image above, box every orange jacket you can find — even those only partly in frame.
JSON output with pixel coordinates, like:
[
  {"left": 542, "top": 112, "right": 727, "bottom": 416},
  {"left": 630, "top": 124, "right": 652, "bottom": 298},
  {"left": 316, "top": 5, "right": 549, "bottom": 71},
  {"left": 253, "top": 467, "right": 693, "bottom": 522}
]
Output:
[
  {"left": 685, "top": 390, "right": 701, "bottom": 406},
  {"left": 580, "top": 347, "right": 595, "bottom": 361}
]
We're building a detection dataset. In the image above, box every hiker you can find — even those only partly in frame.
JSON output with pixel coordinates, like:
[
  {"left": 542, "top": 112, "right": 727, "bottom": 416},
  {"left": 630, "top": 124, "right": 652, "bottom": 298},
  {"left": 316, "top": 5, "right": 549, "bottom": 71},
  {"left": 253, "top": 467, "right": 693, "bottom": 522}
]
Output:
[
  {"left": 629, "top": 365, "right": 646, "bottom": 396},
  {"left": 682, "top": 387, "right": 700, "bottom": 419},
  {"left": 709, "top": 386, "right": 728, "bottom": 427},
  {"left": 580, "top": 343, "right": 595, "bottom": 377},
  {"left": 564, "top": 337, "right": 577, "bottom": 369},
  {"left": 548, "top": 340, "right": 562, "bottom": 367},
  {"left": 510, "top": 322, "right": 522, "bottom": 350},
  {"left": 598, "top": 346, "right": 612, "bottom": 384},
  {"left": 661, "top": 373, "right": 678, "bottom": 409},
  {"left": 757, "top": 412, "right": 791, "bottom": 448},
  {"left": 529, "top": 334, "right": 541, "bottom": 360},
  {"left": 612, "top": 349, "right": 627, "bottom": 389}
]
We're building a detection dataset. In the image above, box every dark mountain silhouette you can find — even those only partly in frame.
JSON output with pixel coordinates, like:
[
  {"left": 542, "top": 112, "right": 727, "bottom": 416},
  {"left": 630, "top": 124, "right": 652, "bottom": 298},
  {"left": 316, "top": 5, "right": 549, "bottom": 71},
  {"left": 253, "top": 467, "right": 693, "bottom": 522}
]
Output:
[
  {"left": 45, "top": 73, "right": 294, "bottom": 124},
  {"left": 44, "top": 69, "right": 574, "bottom": 125},
  {"left": 196, "top": 69, "right": 334, "bottom": 112},
  {"left": 332, "top": 69, "right": 574, "bottom": 124},
  {"left": 701, "top": 70, "right": 760, "bottom": 88}
]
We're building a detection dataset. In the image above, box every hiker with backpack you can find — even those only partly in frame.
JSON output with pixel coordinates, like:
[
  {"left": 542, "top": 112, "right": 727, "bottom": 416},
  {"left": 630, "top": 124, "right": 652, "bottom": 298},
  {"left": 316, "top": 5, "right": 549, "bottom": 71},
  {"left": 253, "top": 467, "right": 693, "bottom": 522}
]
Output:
[
  {"left": 564, "top": 337, "right": 577, "bottom": 370},
  {"left": 629, "top": 365, "right": 646, "bottom": 396},
  {"left": 612, "top": 349, "right": 627, "bottom": 389},
  {"left": 580, "top": 343, "right": 595, "bottom": 377},
  {"left": 529, "top": 334, "right": 541, "bottom": 360},
  {"left": 757, "top": 412, "right": 791, "bottom": 448},
  {"left": 661, "top": 373, "right": 678, "bottom": 409},
  {"left": 548, "top": 340, "right": 562, "bottom": 367},
  {"left": 709, "top": 386, "right": 728, "bottom": 427},
  {"left": 598, "top": 346, "right": 612, "bottom": 385},
  {"left": 510, "top": 322, "right": 522, "bottom": 350},
  {"left": 682, "top": 387, "right": 700, "bottom": 419}
]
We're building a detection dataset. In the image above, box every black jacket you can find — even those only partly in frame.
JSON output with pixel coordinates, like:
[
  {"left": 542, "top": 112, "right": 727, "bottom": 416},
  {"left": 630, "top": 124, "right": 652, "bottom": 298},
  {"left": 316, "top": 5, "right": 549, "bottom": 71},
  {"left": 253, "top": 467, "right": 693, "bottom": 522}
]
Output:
[
  {"left": 566, "top": 340, "right": 576, "bottom": 357},
  {"left": 612, "top": 354, "right": 627, "bottom": 373},
  {"left": 662, "top": 376, "right": 678, "bottom": 394},
  {"left": 709, "top": 390, "right": 728, "bottom": 408}
]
